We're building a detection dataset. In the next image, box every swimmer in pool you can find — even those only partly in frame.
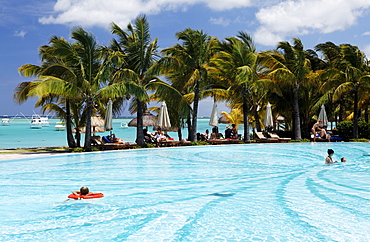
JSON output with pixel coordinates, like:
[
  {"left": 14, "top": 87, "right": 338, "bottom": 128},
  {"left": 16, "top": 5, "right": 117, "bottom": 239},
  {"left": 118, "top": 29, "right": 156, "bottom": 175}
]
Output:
[
  {"left": 325, "top": 149, "right": 338, "bottom": 164},
  {"left": 72, "top": 186, "right": 92, "bottom": 196},
  {"left": 341, "top": 157, "right": 346, "bottom": 162}
]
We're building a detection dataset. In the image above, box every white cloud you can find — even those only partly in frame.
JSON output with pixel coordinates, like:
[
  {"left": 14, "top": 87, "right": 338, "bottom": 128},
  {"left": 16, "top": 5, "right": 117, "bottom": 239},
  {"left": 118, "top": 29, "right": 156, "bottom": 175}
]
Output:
[
  {"left": 364, "top": 44, "right": 370, "bottom": 58},
  {"left": 253, "top": 0, "right": 370, "bottom": 46},
  {"left": 14, "top": 30, "right": 27, "bottom": 38},
  {"left": 209, "top": 17, "right": 231, "bottom": 27},
  {"left": 39, "top": 0, "right": 253, "bottom": 28},
  {"left": 362, "top": 31, "right": 370, "bottom": 36}
]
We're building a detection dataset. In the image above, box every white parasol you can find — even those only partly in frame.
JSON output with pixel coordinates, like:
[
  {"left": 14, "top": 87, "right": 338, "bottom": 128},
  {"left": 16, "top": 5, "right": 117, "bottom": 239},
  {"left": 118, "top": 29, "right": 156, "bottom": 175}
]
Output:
[
  {"left": 318, "top": 104, "right": 328, "bottom": 127},
  {"left": 104, "top": 99, "right": 113, "bottom": 133},
  {"left": 264, "top": 102, "right": 274, "bottom": 129},
  {"left": 209, "top": 103, "right": 218, "bottom": 127},
  {"left": 157, "top": 101, "right": 171, "bottom": 129}
]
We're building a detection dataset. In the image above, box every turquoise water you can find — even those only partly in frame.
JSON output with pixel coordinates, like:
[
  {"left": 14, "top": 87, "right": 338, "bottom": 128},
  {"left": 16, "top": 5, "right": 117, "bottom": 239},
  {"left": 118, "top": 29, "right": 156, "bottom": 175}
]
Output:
[
  {"left": 1, "top": 143, "right": 369, "bottom": 241},
  {"left": 0, "top": 118, "right": 234, "bottom": 149}
]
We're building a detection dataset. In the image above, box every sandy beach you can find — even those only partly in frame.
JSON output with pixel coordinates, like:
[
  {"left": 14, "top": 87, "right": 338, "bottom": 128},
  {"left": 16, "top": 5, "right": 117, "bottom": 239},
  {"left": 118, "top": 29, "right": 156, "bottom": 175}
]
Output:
[{"left": 0, "top": 147, "right": 70, "bottom": 161}]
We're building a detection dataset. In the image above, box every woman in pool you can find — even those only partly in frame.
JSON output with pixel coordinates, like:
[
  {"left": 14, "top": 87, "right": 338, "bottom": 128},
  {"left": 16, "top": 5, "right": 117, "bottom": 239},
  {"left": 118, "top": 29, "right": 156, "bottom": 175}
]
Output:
[{"left": 325, "top": 149, "right": 338, "bottom": 164}]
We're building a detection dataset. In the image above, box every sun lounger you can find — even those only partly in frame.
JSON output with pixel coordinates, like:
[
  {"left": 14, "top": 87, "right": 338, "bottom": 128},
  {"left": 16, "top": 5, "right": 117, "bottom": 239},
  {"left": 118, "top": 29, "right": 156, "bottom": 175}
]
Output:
[
  {"left": 268, "top": 132, "right": 291, "bottom": 142},
  {"left": 253, "top": 132, "right": 279, "bottom": 143},
  {"left": 158, "top": 140, "right": 180, "bottom": 147},
  {"left": 206, "top": 139, "right": 242, "bottom": 145},
  {"left": 91, "top": 136, "right": 137, "bottom": 150}
]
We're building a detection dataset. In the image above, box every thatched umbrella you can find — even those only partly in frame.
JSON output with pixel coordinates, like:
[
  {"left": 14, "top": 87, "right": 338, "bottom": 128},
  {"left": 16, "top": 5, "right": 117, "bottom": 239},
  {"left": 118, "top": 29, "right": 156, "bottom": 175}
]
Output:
[
  {"left": 128, "top": 110, "right": 157, "bottom": 127},
  {"left": 73, "top": 115, "right": 105, "bottom": 134},
  {"left": 218, "top": 115, "right": 229, "bottom": 124}
]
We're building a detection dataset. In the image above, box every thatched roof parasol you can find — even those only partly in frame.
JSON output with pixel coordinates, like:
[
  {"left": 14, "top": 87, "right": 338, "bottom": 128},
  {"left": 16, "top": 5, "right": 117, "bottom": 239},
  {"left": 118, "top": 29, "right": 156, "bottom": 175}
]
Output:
[
  {"left": 128, "top": 110, "right": 157, "bottom": 127},
  {"left": 73, "top": 114, "right": 105, "bottom": 133},
  {"left": 73, "top": 126, "right": 105, "bottom": 133},
  {"left": 218, "top": 115, "right": 230, "bottom": 124}
]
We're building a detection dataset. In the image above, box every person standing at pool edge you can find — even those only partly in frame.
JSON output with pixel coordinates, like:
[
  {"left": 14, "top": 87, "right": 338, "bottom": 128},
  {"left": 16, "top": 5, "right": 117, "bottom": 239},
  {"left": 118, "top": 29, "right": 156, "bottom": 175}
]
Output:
[{"left": 325, "top": 149, "right": 337, "bottom": 164}]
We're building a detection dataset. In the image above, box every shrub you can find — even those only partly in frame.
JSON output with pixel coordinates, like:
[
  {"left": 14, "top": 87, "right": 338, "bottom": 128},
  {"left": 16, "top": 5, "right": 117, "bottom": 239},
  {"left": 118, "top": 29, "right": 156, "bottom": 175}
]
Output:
[
  {"left": 336, "top": 121, "right": 352, "bottom": 141},
  {"left": 290, "top": 138, "right": 310, "bottom": 143},
  {"left": 190, "top": 141, "right": 208, "bottom": 146},
  {"left": 337, "top": 121, "right": 370, "bottom": 140},
  {"left": 349, "top": 138, "right": 369, "bottom": 142},
  {"left": 71, "top": 147, "right": 84, "bottom": 152},
  {"left": 145, "top": 143, "right": 155, "bottom": 148}
]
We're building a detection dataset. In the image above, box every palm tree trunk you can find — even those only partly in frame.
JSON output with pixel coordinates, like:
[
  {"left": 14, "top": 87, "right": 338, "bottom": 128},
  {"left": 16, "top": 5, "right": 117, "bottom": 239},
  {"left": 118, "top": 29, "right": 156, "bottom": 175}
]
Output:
[
  {"left": 136, "top": 99, "right": 145, "bottom": 146},
  {"left": 242, "top": 85, "right": 250, "bottom": 142},
  {"left": 365, "top": 103, "right": 369, "bottom": 123},
  {"left": 186, "top": 118, "right": 192, "bottom": 141},
  {"left": 84, "top": 97, "right": 92, "bottom": 149},
  {"left": 65, "top": 100, "right": 77, "bottom": 148},
  {"left": 253, "top": 104, "right": 261, "bottom": 132},
  {"left": 190, "top": 80, "right": 200, "bottom": 141},
  {"left": 75, "top": 131, "right": 81, "bottom": 147},
  {"left": 293, "top": 84, "right": 302, "bottom": 140},
  {"left": 353, "top": 88, "right": 359, "bottom": 139}
]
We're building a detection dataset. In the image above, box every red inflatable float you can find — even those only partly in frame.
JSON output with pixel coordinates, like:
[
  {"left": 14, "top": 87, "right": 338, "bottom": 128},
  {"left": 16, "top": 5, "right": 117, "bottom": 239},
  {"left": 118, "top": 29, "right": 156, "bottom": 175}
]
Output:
[{"left": 68, "top": 192, "right": 104, "bottom": 200}]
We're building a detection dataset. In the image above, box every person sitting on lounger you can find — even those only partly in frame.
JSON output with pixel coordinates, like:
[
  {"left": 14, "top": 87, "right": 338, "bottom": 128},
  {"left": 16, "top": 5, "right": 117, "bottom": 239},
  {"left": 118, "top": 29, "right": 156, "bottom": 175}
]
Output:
[
  {"left": 211, "top": 126, "right": 218, "bottom": 139},
  {"left": 109, "top": 133, "right": 123, "bottom": 143},
  {"left": 154, "top": 128, "right": 167, "bottom": 145},
  {"left": 312, "top": 120, "right": 331, "bottom": 142},
  {"left": 200, "top": 129, "right": 210, "bottom": 141},
  {"left": 231, "top": 124, "right": 238, "bottom": 139},
  {"left": 225, "top": 125, "right": 232, "bottom": 139},
  {"left": 143, "top": 128, "right": 154, "bottom": 143}
]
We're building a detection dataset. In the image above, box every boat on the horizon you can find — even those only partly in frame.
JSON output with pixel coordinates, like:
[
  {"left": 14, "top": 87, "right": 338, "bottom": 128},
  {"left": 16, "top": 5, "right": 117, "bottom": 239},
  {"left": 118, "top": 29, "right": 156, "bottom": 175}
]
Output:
[
  {"left": 55, "top": 122, "right": 66, "bottom": 131},
  {"left": 120, "top": 122, "right": 128, "bottom": 129},
  {"left": 1, "top": 118, "right": 10, "bottom": 126},
  {"left": 30, "top": 114, "right": 50, "bottom": 129}
]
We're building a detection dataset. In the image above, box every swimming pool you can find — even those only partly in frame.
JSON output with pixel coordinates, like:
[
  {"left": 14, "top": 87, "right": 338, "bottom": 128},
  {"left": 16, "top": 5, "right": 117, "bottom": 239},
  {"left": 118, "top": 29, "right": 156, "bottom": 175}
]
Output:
[{"left": 1, "top": 143, "right": 369, "bottom": 241}]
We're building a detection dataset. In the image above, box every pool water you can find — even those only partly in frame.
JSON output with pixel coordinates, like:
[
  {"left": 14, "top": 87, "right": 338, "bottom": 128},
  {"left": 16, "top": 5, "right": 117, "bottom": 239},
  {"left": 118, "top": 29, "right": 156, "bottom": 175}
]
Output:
[{"left": 1, "top": 143, "right": 370, "bottom": 241}]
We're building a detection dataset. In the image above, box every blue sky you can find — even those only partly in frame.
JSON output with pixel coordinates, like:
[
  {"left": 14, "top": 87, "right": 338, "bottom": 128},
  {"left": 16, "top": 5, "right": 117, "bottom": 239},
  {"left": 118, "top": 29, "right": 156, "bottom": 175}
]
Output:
[{"left": 2, "top": 0, "right": 370, "bottom": 117}]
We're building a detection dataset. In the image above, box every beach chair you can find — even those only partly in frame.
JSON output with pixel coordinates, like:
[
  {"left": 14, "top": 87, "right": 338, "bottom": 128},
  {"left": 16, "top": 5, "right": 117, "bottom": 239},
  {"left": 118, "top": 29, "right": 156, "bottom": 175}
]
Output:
[
  {"left": 253, "top": 131, "right": 279, "bottom": 143},
  {"left": 91, "top": 136, "right": 103, "bottom": 145},
  {"left": 268, "top": 132, "right": 291, "bottom": 142},
  {"left": 91, "top": 135, "right": 137, "bottom": 150}
]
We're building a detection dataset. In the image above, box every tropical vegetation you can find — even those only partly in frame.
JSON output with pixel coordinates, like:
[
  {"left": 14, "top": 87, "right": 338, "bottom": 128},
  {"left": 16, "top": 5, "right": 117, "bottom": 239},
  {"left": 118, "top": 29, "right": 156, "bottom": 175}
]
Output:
[{"left": 14, "top": 15, "right": 370, "bottom": 148}]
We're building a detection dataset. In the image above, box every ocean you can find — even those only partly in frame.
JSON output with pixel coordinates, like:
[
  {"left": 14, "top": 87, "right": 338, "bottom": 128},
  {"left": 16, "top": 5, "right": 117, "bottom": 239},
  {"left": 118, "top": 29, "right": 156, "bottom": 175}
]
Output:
[{"left": 0, "top": 118, "right": 241, "bottom": 149}]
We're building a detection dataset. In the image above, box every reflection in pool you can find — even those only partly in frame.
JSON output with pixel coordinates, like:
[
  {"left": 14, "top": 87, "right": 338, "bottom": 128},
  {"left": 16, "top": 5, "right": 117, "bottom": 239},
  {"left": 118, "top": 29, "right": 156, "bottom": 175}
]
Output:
[{"left": 1, "top": 143, "right": 369, "bottom": 241}]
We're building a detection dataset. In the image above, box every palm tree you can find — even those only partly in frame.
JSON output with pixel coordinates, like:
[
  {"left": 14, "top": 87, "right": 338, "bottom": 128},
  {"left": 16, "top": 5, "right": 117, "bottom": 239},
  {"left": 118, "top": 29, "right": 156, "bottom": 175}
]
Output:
[
  {"left": 260, "top": 38, "right": 312, "bottom": 140},
  {"left": 109, "top": 15, "right": 188, "bottom": 146},
  {"left": 15, "top": 44, "right": 81, "bottom": 148},
  {"left": 211, "top": 32, "right": 273, "bottom": 141},
  {"left": 316, "top": 43, "right": 370, "bottom": 138},
  {"left": 157, "top": 28, "right": 218, "bottom": 141},
  {"left": 16, "top": 28, "right": 115, "bottom": 149}
]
